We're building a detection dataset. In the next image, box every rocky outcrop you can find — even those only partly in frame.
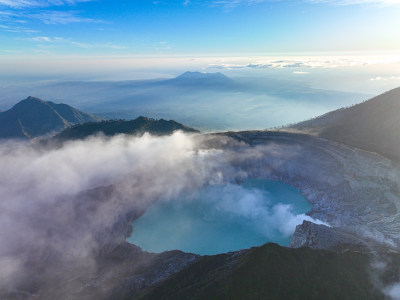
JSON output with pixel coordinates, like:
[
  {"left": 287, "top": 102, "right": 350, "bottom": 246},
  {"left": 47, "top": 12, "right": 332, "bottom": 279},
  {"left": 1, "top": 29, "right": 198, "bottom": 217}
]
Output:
[{"left": 289, "top": 221, "right": 389, "bottom": 253}]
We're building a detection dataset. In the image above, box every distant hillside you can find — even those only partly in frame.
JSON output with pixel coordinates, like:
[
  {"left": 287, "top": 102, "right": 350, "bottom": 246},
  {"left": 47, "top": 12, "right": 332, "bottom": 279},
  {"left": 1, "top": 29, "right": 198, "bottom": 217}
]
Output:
[
  {"left": 288, "top": 87, "right": 400, "bottom": 162},
  {"left": 136, "top": 243, "right": 385, "bottom": 300},
  {"left": 159, "top": 71, "right": 238, "bottom": 90},
  {"left": 54, "top": 116, "right": 199, "bottom": 140},
  {"left": 0, "top": 96, "right": 101, "bottom": 139}
]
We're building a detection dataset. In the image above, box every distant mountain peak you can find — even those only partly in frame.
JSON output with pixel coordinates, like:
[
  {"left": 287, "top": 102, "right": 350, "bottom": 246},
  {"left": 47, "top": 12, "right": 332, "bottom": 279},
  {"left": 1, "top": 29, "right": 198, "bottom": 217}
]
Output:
[
  {"left": 25, "top": 96, "right": 42, "bottom": 101},
  {"left": 163, "top": 71, "right": 236, "bottom": 90},
  {"left": 176, "top": 71, "right": 230, "bottom": 80},
  {"left": 18, "top": 96, "right": 46, "bottom": 105}
]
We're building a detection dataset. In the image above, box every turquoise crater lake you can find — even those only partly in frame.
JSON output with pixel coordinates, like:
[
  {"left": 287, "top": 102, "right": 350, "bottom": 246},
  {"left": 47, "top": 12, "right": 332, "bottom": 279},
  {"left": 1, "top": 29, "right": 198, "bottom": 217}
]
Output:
[{"left": 127, "top": 178, "right": 312, "bottom": 255}]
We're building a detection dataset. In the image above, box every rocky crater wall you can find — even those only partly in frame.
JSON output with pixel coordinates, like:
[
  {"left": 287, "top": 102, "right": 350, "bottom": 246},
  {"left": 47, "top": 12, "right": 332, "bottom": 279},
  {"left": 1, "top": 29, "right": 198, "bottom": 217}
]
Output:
[{"left": 212, "top": 131, "right": 400, "bottom": 250}]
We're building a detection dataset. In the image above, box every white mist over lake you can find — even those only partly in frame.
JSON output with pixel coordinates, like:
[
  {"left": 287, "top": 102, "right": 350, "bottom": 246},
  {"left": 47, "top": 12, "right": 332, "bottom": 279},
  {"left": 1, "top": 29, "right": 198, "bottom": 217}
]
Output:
[{"left": 128, "top": 178, "right": 313, "bottom": 255}]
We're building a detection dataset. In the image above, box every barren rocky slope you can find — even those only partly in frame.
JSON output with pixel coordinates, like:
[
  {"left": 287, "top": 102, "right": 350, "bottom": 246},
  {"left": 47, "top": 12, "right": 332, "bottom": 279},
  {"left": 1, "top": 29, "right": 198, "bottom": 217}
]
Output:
[{"left": 137, "top": 243, "right": 390, "bottom": 300}]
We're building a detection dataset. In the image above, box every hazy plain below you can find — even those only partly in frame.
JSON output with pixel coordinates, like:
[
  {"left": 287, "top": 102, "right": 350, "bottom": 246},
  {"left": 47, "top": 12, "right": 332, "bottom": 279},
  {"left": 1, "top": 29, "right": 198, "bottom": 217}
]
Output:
[{"left": 1, "top": 54, "right": 399, "bottom": 131}]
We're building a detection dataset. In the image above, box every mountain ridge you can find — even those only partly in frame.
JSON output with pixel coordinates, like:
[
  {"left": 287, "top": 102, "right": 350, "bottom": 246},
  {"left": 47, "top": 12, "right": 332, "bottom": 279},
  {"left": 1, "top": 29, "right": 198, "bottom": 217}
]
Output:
[
  {"left": 159, "top": 71, "right": 237, "bottom": 89},
  {"left": 287, "top": 86, "right": 400, "bottom": 162},
  {"left": 53, "top": 116, "right": 200, "bottom": 141},
  {"left": 0, "top": 96, "right": 102, "bottom": 139},
  {"left": 136, "top": 243, "right": 388, "bottom": 300}
]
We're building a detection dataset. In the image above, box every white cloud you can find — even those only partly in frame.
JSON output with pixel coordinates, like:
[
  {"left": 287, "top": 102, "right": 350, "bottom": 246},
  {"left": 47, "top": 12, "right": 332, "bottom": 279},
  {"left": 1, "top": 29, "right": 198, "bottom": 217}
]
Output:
[
  {"left": 30, "top": 10, "right": 100, "bottom": 24},
  {"left": 370, "top": 76, "right": 400, "bottom": 81},
  {"left": 0, "top": 10, "right": 19, "bottom": 17},
  {"left": 0, "top": 0, "right": 38, "bottom": 8},
  {"left": 69, "top": 41, "right": 127, "bottom": 49},
  {"left": 0, "top": 0, "right": 101, "bottom": 26},
  {"left": 0, "top": 23, "right": 37, "bottom": 32},
  {"left": 210, "top": 0, "right": 271, "bottom": 9},
  {"left": 208, "top": 55, "right": 400, "bottom": 70},
  {"left": 0, "top": 0, "right": 93, "bottom": 8},
  {"left": 26, "top": 35, "right": 127, "bottom": 49},
  {"left": 30, "top": 36, "right": 63, "bottom": 41}
]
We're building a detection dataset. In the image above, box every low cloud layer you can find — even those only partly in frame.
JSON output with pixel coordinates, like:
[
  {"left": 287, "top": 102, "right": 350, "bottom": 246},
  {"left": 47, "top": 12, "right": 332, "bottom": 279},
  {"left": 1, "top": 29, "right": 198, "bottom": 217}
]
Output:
[
  {"left": 0, "top": 132, "right": 276, "bottom": 293},
  {"left": 0, "top": 131, "right": 327, "bottom": 295},
  {"left": 1, "top": 131, "right": 398, "bottom": 298},
  {"left": 208, "top": 55, "right": 400, "bottom": 70},
  {"left": 0, "top": 132, "right": 220, "bottom": 292}
]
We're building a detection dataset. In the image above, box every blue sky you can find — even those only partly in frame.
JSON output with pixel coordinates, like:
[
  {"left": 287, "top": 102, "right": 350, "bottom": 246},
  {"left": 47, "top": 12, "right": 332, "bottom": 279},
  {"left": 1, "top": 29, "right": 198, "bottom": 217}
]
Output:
[{"left": 0, "top": 0, "right": 400, "bottom": 56}]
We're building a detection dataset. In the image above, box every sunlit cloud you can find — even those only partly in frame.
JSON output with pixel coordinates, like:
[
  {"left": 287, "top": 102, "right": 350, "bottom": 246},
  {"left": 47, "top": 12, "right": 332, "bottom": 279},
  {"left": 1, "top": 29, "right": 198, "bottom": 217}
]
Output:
[
  {"left": 370, "top": 76, "right": 400, "bottom": 81},
  {"left": 208, "top": 55, "right": 400, "bottom": 70}
]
